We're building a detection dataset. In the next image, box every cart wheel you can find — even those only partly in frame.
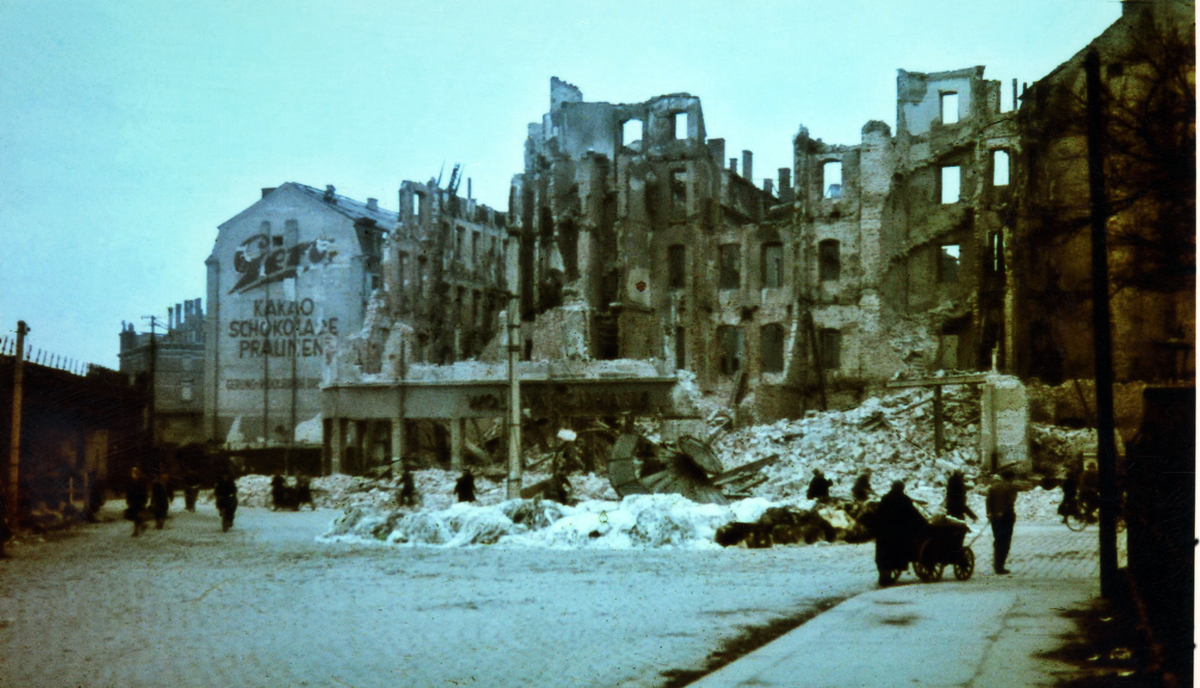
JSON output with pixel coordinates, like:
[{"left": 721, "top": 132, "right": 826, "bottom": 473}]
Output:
[
  {"left": 878, "top": 567, "right": 902, "bottom": 587},
  {"left": 915, "top": 541, "right": 944, "bottom": 582},
  {"left": 954, "top": 547, "right": 975, "bottom": 581}
]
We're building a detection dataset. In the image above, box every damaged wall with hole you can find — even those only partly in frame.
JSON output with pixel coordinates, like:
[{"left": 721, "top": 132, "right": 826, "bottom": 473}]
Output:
[
  {"left": 788, "top": 66, "right": 1017, "bottom": 414},
  {"left": 337, "top": 178, "right": 509, "bottom": 378}
]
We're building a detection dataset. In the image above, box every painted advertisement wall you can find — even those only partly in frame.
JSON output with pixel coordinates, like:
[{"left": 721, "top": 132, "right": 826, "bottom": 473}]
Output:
[{"left": 204, "top": 183, "right": 393, "bottom": 446}]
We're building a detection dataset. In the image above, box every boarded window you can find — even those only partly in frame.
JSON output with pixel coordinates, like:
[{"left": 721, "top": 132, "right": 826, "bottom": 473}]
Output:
[
  {"left": 675, "top": 112, "right": 688, "bottom": 140},
  {"left": 823, "top": 161, "right": 843, "bottom": 199},
  {"left": 718, "top": 326, "right": 744, "bottom": 375},
  {"left": 762, "top": 243, "right": 784, "bottom": 288},
  {"left": 818, "top": 239, "right": 841, "bottom": 282},
  {"left": 941, "top": 166, "right": 961, "bottom": 204},
  {"left": 674, "top": 326, "right": 686, "bottom": 370},
  {"left": 761, "top": 324, "right": 785, "bottom": 373},
  {"left": 719, "top": 244, "right": 741, "bottom": 290},
  {"left": 668, "top": 244, "right": 687, "bottom": 290},
  {"left": 941, "top": 92, "right": 959, "bottom": 124},
  {"left": 819, "top": 328, "right": 842, "bottom": 370},
  {"left": 992, "top": 150, "right": 1010, "bottom": 187},
  {"left": 938, "top": 244, "right": 961, "bottom": 283}
]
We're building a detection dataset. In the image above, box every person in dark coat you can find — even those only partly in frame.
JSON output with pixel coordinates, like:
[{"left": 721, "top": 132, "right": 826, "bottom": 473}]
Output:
[
  {"left": 295, "top": 476, "right": 313, "bottom": 509},
  {"left": 454, "top": 469, "right": 476, "bottom": 503},
  {"left": 874, "top": 480, "right": 927, "bottom": 584},
  {"left": 944, "top": 470, "right": 977, "bottom": 521},
  {"left": 214, "top": 474, "right": 238, "bottom": 532},
  {"left": 398, "top": 469, "right": 418, "bottom": 508},
  {"left": 150, "top": 473, "right": 171, "bottom": 529},
  {"left": 270, "top": 473, "right": 287, "bottom": 511},
  {"left": 1057, "top": 467, "right": 1079, "bottom": 524},
  {"left": 986, "top": 469, "right": 1018, "bottom": 574},
  {"left": 806, "top": 469, "right": 833, "bottom": 502},
  {"left": 125, "top": 467, "right": 149, "bottom": 537},
  {"left": 852, "top": 470, "right": 875, "bottom": 502}
]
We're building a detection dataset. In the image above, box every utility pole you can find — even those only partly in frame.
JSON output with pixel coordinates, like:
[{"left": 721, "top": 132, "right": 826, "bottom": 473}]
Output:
[
  {"left": 142, "top": 315, "right": 162, "bottom": 467},
  {"left": 505, "top": 228, "right": 523, "bottom": 499},
  {"left": 1086, "top": 48, "right": 1120, "bottom": 598},
  {"left": 7, "top": 321, "right": 28, "bottom": 527}
]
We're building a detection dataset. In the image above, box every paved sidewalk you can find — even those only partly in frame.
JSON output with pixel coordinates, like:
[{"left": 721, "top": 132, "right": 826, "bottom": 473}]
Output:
[{"left": 692, "top": 525, "right": 1103, "bottom": 688}]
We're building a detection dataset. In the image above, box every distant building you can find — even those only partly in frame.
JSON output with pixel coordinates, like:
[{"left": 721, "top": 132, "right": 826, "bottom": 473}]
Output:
[
  {"left": 203, "top": 183, "right": 396, "bottom": 448},
  {"left": 118, "top": 298, "right": 206, "bottom": 446}
]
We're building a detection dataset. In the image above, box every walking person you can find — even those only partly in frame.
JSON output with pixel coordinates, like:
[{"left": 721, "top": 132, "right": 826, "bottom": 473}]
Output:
[
  {"left": 150, "top": 473, "right": 171, "bottom": 530},
  {"left": 944, "top": 470, "right": 977, "bottom": 521},
  {"left": 986, "top": 469, "right": 1019, "bottom": 574},
  {"left": 398, "top": 468, "right": 418, "bottom": 508},
  {"left": 125, "top": 467, "right": 149, "bottom": 537},
  {"left": 454, "top": 469, "right": 476, "bottom": 503},
  {"left": 214, "top": 473, "right": 238, "bottom": 532}
]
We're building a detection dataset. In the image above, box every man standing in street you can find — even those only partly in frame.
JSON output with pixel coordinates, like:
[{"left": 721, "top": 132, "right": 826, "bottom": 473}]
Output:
[{"left": 986, "top": 469, "right": 1018, "bottom": 574}]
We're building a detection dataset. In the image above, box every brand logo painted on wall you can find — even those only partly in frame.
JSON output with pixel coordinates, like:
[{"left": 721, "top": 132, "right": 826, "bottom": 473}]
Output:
[{"left": 229, "top": 234, "right": 337, "bottom": 294}]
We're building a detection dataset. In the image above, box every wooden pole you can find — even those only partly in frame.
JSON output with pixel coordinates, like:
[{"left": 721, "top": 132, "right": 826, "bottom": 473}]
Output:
[
  {"left": 7, "top": 321, "right": 28, "bottom": 527},
  {"left": 1086, "top": 48, "right": 1120, "bottom": 598}
]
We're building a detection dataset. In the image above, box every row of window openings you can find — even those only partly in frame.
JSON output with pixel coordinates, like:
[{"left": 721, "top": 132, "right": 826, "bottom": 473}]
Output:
[
  {"left": 818, "top": 150, "right": 1010, "bottom": 205},
  {"left": 621, "top": 112, "right": 689, "bottom": 147},
  {"left": 668, "top": 243, "right": 840, "bottom": 290},
  {"left": 701, "top": 326, "right": 841, "bottom": 375},
  {"left": 940, "top": 89, "right": 1021, "bottom": 122}
]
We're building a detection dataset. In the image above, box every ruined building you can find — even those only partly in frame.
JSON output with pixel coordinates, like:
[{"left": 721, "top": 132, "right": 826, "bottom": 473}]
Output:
[
  {"left": 1012, "top": 0, "right": 1194, "bottom": 392},
  {"left": 508, "top": 77, "right": 782, "bottom": 415},
  {"left": 118, "top": 298, "right": 206, "bottom": 445}
]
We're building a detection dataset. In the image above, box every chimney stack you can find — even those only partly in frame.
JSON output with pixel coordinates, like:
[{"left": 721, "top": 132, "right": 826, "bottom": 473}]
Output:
[
  {"left": 729, "top": 158, "right": 738, "bottom": 175},
  {"left": 367, "top": 198, "right": 378, "bottom": 212},
  {"left": 708, "top": 138, "right": 726, "bottom": 168},
  {"left": 779, "top": 168, "right": 794, "bottom": 204},
  {"left": 261, "top": 187, "right": 277, "bottom": 199},
  {"left": 742, "top": 150, "right": 753, "bottom": 183}
]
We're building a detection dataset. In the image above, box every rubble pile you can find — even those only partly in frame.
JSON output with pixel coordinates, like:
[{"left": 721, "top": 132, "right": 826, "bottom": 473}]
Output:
[
  {"left": 320, "top": 494, "right": 777, "bottom": 550},
  {"left": 714, "top": 387, "right": 982, "bottom": 507},
  {"left": 231, "top": 469, "right": 618, "bottom": 511}
]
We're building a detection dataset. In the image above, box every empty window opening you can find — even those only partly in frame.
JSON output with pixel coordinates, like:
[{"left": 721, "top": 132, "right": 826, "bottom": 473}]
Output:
[
  {"left": 718, "top": 326, "right": 744, "bottom": 375},
  {"left": 818, "top": 328, "right": 842, "bottom": 370},
  {"left": 719, "top": 244, "right": 741, "bottom": 290},
  {"left": 398, "top": 253, "right": 409, "bottom": 289},
  {"left": 472, "top": 231, "right": 481, "bottom": 265},
  {"left": 941, "top": 92, "right": 959, "bottom": 124},
  {"left": 823, "top": 161, "right": 843, "bottom": 199},
  {"left": 992, "top": 150, "right": 1010, "bottom": 187},
  {"left": 674, "top": 112, "right": 688, "bottom": 140},
  {"left": 938, "top": 244, "right": 961, "bottom": 283},
  {"left": 456, "top": 227, "right": 466, "bottom": 260},
  {"left": 990, "top": 232, "right": 1006, "bottom": 274},
  {"left": 674, "top": 327, "right": 686, "bottom": 370},
  {"left": 668, "top": 244, "right": 687, "bottom": 290},
  {"left": 370, "top": 274, "right": 382, "bottom": 291},
  {"left": 271, "top": 235, "right": 284, "bottom": 246},
  {"left": 818, "top": 239, "right": 841, "bottom": 282},
  {"left": 941, "top": 166, "right": 961, "bottom": 204},
  {"left": 411, "top": 192, "right": 420, "bottom": 218},
  {"left": 671, "top": 169, "right": 688, "bottom": 216},
  {"left": 762, "top": 243, "right": 784, "bottom": 288},
  {"left": 622, "top": 119, "right": 643, "bottom": 147},
  {"left": 761, "top": 324, "right": 785, "bottom": 373}
]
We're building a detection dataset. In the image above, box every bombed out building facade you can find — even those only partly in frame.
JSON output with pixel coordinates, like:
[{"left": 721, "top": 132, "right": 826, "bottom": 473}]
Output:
[{"left": 194, "top": 0, "right": 1190, "bottom": 458}]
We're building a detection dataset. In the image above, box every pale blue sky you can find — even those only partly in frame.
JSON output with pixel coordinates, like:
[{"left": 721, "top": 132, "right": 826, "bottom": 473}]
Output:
[{"left": 0, "top": 0, "right": 1122, "bottom": 368}]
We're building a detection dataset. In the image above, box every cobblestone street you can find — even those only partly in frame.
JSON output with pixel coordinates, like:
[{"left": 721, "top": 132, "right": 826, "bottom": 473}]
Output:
[{"left": 0, "top": 503, "right": 1101, "bottom": 687}]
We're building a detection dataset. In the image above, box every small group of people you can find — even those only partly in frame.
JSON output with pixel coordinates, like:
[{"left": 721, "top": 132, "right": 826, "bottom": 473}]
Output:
[
  {"left": 124, "top": 466, "right": 238, "bottom": 535},
  {"left": 810, "top": 465, "right": 1020, "bottom": 580},
  {"left": 804, "top": 468, "right": 876, "bottom": 503},
  {"left": 123, "top": 468, "right": 176, "bottom": 536}
]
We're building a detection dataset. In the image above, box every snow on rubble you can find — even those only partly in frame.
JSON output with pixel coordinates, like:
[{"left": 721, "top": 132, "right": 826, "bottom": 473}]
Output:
[{"left": 297, "top": 384, "right": 1075, "bottom": 549}]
